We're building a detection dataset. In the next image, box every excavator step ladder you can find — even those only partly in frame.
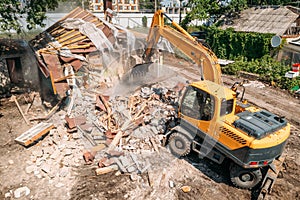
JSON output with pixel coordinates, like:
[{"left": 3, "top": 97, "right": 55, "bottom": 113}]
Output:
[{"left": 257, "top": 154, "right": 286, "bottom": 200}]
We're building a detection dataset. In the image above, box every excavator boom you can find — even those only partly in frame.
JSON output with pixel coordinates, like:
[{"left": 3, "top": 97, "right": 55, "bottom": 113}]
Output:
[{"left": 143, "top": 10, "right": 222, "bottom": 84}]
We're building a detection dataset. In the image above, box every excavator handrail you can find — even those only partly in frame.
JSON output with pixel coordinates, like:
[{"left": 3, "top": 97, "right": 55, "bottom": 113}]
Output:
[{"left": 143, "top": 10, "right": 222, "bottom": 84}]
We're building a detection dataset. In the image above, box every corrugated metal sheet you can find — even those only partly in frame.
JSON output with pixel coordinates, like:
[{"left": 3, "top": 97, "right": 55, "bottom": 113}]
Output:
[{"left": 221, "top": 6, "right": 299, "bottom": 35}]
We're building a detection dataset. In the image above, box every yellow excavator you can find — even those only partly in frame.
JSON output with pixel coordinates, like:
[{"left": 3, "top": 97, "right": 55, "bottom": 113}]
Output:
[{"left": 143, "top": 10, "right": 290, "bottom": 197}]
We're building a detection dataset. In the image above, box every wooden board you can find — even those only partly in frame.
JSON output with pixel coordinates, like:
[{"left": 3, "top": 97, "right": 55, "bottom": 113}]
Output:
[{"left": 15, "top": 123, "right": 55, "bottom": 146}]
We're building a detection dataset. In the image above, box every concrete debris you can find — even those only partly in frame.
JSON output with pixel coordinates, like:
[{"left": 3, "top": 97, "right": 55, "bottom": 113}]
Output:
[
  {"left": 8, "top": 159, "right": 14, "bottom": 165},
  {"left": 55, "top": 182, "right": 65, "bottom": 188},
  {"left": 64, "top": 148, "right": 73, "bottom": 156},
  {"left": 41, "top": 163, "right": 51, "bottom": 174},
  {"left": 25, "top": 165, "right": 36, "bottom": 174},
  {"left": 14, "top": 186, "right": 30, "bottom": 198},
  {"left": 169, "top": 180, "right": 175, "bottom": 188},
  {"left": 59, "top": 167, "right": 69, "bottom": 177},
  {"left": 130, "top": 173, "right": 140, "bottom": 181},
  {"left": 5, "top": 192, "right": 11, "bottom": 198},
  {"left": 32, "top": 149, "right": 44, "bottom": 158}
]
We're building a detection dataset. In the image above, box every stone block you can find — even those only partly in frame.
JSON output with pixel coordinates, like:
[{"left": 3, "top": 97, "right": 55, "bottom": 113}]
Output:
[{"left": 14, "top": 186, "right": 30, "bottom": 198}]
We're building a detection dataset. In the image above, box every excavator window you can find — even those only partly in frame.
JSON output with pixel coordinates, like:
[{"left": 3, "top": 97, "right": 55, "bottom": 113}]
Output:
[
  {"left": 180, "top": 86, "right": 214, "bottom": 121},
  {"left": 220, "top": 99, "right": 234, "bottom": 116}
]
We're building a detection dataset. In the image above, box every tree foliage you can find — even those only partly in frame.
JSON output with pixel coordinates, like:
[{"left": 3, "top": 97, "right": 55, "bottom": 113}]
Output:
[
  {"left": 204, "top": 26, "right": 274, "bottom": 60},
  {"left": 139, "top": 0, "right": 155, "bottom": 10},
  {"left": 181, "top": 0, "right": 247, "bottom": 28},
  {"left": 223, "top": 55, "right": 300, "bottom": 90},
  {"left": 0, "top": 0, "right": 63, "bottom": 34}
]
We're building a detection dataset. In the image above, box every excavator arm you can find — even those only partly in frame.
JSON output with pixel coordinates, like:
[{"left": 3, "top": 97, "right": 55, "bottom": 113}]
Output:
[{"left": 143, "top": 10, "right": 222, "bottom": 84}]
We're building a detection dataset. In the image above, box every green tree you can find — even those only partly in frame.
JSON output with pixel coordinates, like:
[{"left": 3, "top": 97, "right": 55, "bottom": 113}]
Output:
[
  {"left": 0, "top": 0, "right": 63, "bottom": 34},
  {"left": 181, "top": 0, "right": 247, "bottom": 28},
  {"left": 139, "top": 0, "right": 155, "bottom": 11}
]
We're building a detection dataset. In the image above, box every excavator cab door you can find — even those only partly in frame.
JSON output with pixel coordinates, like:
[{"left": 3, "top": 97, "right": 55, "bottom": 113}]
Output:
[{"left": 179, "top": 86, "right": 215, "bottom": 133}]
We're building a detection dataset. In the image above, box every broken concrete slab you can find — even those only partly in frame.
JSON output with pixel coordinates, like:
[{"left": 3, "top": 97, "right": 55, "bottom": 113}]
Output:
[
  {"left": 25, "top": 165, "right": 36, "bottom": 174},
  {"left": 14, "top": 186, "right": 30, "bottom": 199}
]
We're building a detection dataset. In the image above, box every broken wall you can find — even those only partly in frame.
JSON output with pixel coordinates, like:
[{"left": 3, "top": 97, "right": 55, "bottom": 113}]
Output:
[
  {"left": 0, "top": 59, "right": 11, "bottom": 94},
  {"left": 0, "top": 39, "right": 40, "bottom": 96}
]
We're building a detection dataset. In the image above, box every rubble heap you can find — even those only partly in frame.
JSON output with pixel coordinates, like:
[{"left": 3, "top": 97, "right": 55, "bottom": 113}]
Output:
[
  {"left": 64, "top": 81, "right": 185, "bottom": 175},
  {"left": 93, "top": 85, "right": 181, "bottom": 174}
]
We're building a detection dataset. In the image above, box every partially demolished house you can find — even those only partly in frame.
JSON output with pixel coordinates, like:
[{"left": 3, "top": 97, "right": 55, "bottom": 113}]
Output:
[{"left": 29, "top": 7, "right": 144, "bottom": 100}]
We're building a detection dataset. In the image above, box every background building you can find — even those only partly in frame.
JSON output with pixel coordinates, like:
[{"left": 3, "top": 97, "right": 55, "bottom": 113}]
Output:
[
  {"left": 89, "top": 0, "right": 140, "bottom": 12},
  {"left": 160, "top": 0, "right": 188, "bottom": 14}
]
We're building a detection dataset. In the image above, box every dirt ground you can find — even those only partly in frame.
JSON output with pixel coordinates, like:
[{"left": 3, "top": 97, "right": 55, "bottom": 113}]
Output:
[{"left": 0, "top": 56, "right": 299, "bottom": 200}]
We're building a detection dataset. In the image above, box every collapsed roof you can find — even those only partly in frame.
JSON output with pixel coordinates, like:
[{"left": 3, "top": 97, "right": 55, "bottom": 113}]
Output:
[{"left": 30, "top": 7, "right": 144, "bottom": 98}]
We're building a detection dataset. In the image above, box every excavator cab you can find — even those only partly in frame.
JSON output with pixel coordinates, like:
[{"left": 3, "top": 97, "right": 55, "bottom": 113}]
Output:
[{"left": 180, "top": 85, "right": 214, "bottom": 124}]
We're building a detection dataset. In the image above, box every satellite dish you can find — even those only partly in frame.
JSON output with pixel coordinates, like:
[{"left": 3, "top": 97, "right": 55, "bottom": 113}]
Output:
[{"left": 271, "top": 35, "right": 282, "bottom": 47}]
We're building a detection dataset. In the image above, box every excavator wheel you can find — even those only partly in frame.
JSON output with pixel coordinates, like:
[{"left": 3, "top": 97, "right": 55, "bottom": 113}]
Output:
[
  {"left": 230, "top": 163, "right": 262, "bottom": 189},
  {"left": 168, "top": 132, "right": 191, "bottom": 157}
]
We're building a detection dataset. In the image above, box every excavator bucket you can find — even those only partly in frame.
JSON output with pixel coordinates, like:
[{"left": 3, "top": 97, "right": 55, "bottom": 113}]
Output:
[{"left": 113, "top": 62, "right": 177, "bottom": 96}]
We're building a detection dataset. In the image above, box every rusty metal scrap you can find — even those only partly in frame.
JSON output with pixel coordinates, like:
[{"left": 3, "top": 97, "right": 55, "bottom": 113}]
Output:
[
  {"left": 65, "top": 115, "right": 76, "bottom": 129},
  {"left": 42, "top": 54, "right": 69, "bottom": 97}
]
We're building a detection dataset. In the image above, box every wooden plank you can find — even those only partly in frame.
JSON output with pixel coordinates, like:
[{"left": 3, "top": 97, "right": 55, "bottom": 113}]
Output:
[
  {"left": 15, "top": 123, "right": 55, "bottom": 146},
  {"left": 95, "top": 165, "right": 118, "bottom": 175},
  {"left": 11, "top": 95, "right": 30, "bottom": 125},
  {"left": 55, "top": 29, "right": 76, "bottom": 41}
]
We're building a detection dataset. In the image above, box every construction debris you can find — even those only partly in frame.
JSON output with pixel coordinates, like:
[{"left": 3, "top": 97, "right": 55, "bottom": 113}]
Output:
[
  {"left": 29, "top": 7, "right": 145, "bottom": 100},
  {"left": 15, "top": 122, "right": 55, "bottom": 146},
  {"left": 95, "top": 164, "right": 119, "bottom": 175},
  {"left": 66, "top": 83, "right": 181, "bottom": 175},
  {"left": 13, "top": 186, "right": 30, "bottom": 199}
]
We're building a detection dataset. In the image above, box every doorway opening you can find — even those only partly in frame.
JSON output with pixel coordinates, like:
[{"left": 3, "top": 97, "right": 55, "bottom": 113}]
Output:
[{"left": 6, "top": 57, "right": 24, "bottom": 85}]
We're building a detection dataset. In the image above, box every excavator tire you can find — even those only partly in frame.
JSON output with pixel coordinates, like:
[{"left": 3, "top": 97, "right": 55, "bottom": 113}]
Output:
[
  {"left": 230, "top": 163, "right": 262, "bottom": 189},
  {"left": 168, "top": 132, "right": 191, "bottom": 157}
]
